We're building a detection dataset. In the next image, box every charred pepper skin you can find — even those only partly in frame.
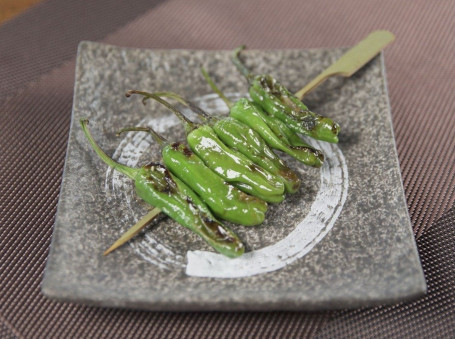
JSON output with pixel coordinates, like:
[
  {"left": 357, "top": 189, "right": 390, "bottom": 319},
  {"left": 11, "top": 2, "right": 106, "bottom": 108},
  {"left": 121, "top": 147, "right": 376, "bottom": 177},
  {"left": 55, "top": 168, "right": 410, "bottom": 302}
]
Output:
[
  {"left": 250, "top": 79, "right": 340, "bottom": 143},
  {"left": 136, "top": 164, "right": 245, "bottom": 257},
  {"left": 230, "top": 98, "right": 324, "bottom": 168},
  {"left": 127, "top": 92, "right": 286, "bottom": 204},
  {"left": 117, "top": 126, "right": 267, "bottom": 226},
  {"left": 80, "top": 119, "right": 244, "bottom": 258},
  {"left": 210, "top": 117, "right": 301, "bottom": 194},
  {"left": 163, "top": 142, "right": 268, "bottom": 223},
  {"left": 198, "top": 66, "right": 324, "bottom": 168},
  {"left": 261, "top": 108, "right": 312, "bottom": 147},
  {"left": 136, "top": 90, "right": 301, "bottom": 194},
  {"left": 187, "top": 124, "right": 285, "bottom": 203},
  {"left": 232, "top": 46, "right": 340, "bottom": 143}
]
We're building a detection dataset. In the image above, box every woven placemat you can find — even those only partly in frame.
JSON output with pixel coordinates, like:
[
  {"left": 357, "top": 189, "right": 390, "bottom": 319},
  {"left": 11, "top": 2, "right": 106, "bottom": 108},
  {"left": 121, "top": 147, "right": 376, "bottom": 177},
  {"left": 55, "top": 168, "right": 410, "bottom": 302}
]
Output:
[
  {"left": 318, "top": 208, "right": 455, "bottom": 338},
  {"left": 1, "top": 0, "right": 454, "bottom": 337}
]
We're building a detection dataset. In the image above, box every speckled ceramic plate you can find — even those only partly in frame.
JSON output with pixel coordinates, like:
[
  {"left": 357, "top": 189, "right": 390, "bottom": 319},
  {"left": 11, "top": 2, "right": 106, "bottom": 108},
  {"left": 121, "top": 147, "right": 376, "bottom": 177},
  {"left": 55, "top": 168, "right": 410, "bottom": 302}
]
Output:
[{"left": 42, "top": 41, "right": 426, "bottom": 311}]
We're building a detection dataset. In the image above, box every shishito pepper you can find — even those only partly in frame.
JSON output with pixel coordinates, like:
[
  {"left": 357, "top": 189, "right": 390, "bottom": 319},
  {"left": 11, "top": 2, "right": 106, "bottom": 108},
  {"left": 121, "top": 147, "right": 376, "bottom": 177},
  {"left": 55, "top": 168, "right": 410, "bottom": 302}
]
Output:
[
  {"left": 206, "top": 117, "right": 301, "bottom": 194},
  {"left": 199, "top": 68, "right": 324, "bottom": 168},
  {"left": 80, "top": 119, "right": 244, "bottom": 258},
  {"left": 230, "top": 99, "right": 324, "bottom": 167},
  {"left": 141, "top": 90, "right": 301, "bottom": 194},
  {"left": 232, "top": 46, "right": 340, "bottom": 143},
  {"left": 127, "top": 91, "right": 286, "bottom": 203},
  {"left": 260, "top": 109, "right": 312, "bottom": 148},
  {"left": 117, "top": 125, "right": 267, "bottom": 226}
]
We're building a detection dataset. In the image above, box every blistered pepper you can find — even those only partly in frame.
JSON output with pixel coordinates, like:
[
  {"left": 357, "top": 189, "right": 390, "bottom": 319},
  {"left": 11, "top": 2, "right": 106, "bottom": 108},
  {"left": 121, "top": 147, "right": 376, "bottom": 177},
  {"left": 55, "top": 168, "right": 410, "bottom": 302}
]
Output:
[
  {"left": 199, "top": 68, "right": 324, "bottom": 168},
  {"left": 259, "top": 108, "right": 312, "bottom": 148},
  {"left": 117, "top": 125, "right": 267, "bottom": 226},
  {"left": 127, "top": 91, "right": 285, "bottom": 203},
  {"left": 146, "top": 90, "right": 301, "bottom": 194},
  {"left": 80, "top": 119, "right": 244, "bottom": 258},
  {"left": 232, "top": 46, "right": 340, "bottom": 143},
  {"left": 230, "top": 99, "right": 324, "bottom": 167}
]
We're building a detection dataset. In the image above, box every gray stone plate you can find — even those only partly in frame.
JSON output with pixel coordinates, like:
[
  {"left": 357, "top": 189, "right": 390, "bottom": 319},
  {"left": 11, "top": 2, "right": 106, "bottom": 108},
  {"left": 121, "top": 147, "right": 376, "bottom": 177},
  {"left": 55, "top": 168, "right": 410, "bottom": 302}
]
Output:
[{"left": 42, "top": 41, "right": 426, "bottom": 311}]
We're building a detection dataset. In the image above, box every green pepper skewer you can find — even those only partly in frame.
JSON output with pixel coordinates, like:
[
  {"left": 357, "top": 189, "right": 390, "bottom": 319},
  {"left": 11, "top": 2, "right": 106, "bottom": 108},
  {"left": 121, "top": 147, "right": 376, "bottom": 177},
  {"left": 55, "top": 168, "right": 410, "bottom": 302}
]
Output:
[
  {"left": 232, "top": 46, "right": 340, "bottom": 143},
  {"left": 152, "top": 90, "right": 301, "bottom": 194},
  {"left": 127, "top": 91, "right": 286, "bottom": 203},
  {"left": 231, "top": 99, "right": 324, "bottom": 167},
  {"left": 199, "top": 68, "right": 324, "bottom": 168},
  {"left": 80, "top": 119, "right": 244, "bottom": 258},
  {"left": 263, "top": 112, "right": 311, "bottom": 148},
  {"left": 117, "top": 125, "right": 268, "bottom": 226}
]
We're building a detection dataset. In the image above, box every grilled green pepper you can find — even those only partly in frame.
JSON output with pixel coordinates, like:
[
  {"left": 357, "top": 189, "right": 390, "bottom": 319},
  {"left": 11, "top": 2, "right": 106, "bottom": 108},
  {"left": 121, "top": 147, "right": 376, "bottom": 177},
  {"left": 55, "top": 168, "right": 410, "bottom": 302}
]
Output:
[
  {"left": 199, "top": 67, "right": 324, "bottom": 167},
  {"left": 207, "top": 117, "right": 301, "bottom": 194},
  {"left": 117, "top": 125, "right": 267, "bottom": 226},
  {"left": 261, "top": 109, "right": 311, "bottom": 148},
  {"left": 231, "top": 99, "right": 324, "bottom": 167},
  {"left": 232, "top": 46, "right": 340, "bottom": 143},
  {"left": 147, "top": 91, "right": 301, "bottom": 194},
  {"left": 127, "top": 91, "right": 285, "bottom": 203},
  {"left": 80, "top": 119, "right": 244, "bottom": 258},
  {"left": 190, "top": 125, "right": 287, "bottom": 203}
]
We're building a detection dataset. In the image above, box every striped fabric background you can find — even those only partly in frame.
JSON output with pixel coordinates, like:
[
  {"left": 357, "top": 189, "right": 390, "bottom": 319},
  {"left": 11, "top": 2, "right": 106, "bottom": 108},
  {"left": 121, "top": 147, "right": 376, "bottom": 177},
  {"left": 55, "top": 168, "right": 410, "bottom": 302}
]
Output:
[{"left": 1, "top": 0, "right": 454, "bottom": 337}]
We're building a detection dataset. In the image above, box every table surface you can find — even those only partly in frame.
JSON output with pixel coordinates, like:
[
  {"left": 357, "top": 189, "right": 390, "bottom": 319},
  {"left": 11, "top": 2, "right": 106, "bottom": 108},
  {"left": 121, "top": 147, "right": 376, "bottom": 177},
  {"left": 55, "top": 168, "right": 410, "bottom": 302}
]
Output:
[
  {"left": 0, "top": 0, "right": 44, "bottom": 24},
  {"left": 1, "top": 0, "right": 454, "bottom": 338}
]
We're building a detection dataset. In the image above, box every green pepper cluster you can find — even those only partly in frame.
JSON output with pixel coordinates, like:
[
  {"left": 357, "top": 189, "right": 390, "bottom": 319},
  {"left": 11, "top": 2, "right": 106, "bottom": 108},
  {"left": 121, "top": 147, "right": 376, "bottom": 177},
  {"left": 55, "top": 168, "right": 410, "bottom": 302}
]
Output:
[
  {"left": 232, "top": 46, "right": 340, "bottom": 143},
  {"left": 80, "top": 47, "right": 340, "bottom": 258}
]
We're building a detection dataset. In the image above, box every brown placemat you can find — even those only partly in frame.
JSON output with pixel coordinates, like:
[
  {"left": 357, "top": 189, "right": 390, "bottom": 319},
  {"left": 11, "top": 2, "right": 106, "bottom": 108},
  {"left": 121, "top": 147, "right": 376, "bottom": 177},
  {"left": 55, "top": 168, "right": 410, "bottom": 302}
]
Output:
[{"left": 1, "top": 0, "right": 454, "bottom": 337}]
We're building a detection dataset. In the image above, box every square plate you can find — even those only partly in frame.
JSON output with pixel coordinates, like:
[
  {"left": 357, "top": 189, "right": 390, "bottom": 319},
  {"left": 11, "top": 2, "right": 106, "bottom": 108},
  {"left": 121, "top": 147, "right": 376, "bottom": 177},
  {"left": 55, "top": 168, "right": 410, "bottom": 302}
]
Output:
[{"left": 42, "top": 41, "right": 426, "bottom": 311}]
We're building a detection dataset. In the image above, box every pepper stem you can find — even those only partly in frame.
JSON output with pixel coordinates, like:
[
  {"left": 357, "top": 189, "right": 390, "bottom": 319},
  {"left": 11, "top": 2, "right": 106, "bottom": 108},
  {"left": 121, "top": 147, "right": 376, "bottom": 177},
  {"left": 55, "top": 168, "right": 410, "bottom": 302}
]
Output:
[
  {"left": 103, "top": 207, "right": 162, "bottom": 255},
  {"left": 152, "top": 91, "right": 211, "bottom": 121},
  {"left": 231, "top": 45, "right": 254, "bottom": 83},
  {"left": 200, "top": 66, "right": 232, "bottom": 109},
  {"left": 80, "top": 119, "right": 138, "bottom": 179},
  {"left": 117, "top": 126, "right": 167, "bottom": 147},
  {"left": 142, "top": 91, "right": 188, "bottom": 107},
  {"left": 126, "top": 90, "right": 197, "bottom": 135}
]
